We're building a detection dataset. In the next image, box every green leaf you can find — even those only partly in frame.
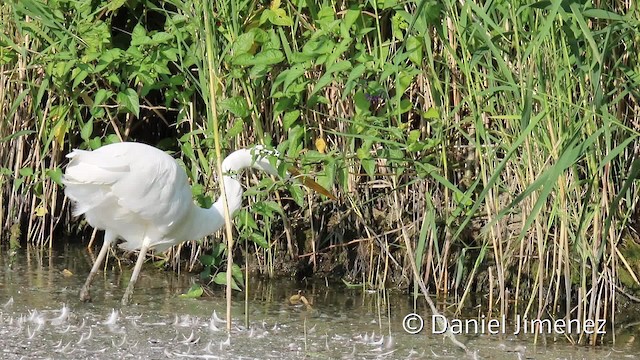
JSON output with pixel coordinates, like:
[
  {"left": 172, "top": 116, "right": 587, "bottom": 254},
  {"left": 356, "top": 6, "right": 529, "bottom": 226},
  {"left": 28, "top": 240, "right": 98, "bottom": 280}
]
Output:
[
  {"left": 237, "top": 209, "right": 258, "bottom": 230},
  {"left": 19, "top": 167, "right": 33, "bottom": 177},
  {"left": 261, "top": 8, "right": 293, "bottom": 26},
  {"left": 423, "top": 107, "right": 439, "bottom": 119},
  {"left": 408, "top": 130, "right": 420, "bottom": 143},
  {"left": 13, "top": 177, "right": 24, "bottom": 190},
  {"left": 406, "top": 36, "right": 423, "bottom": 65},
  {"left": 391, "top": 99, "right": 412, "bottom": 116},
  {"left": 361, "top": 158, "right": 375, "bottom": 177},
  {"left": 288, "top": 184, "right": 305, "bottom": 207},
  {"left": 106, "top": 73, "right": 121, "bottom": 86},
  {"left": 272, "top": 64, "right": 307, "bottom": 94},
  {"left": 326, "top": 60, "right": 352, "bottom": 74},
  {"left": 81, "top": 119, "right": 93, "bottom": 141},
  {"left": 179, "top": 284, "right": 204, "bottom": 298},
  {"left": 342, "top": 9, "right": 361, "bottom": 32},
  {"left": 94, "top": 89, "right": 111, "bottom": 107},
  {"left": 231, "top": 263, "right": 244, "bottom": 286},
  {"left": 354, "top": 91, "right": 370, "bottom": 114},
  {"left": 130, "top": 24, "right": 150, "bottom": 46},
  {"left": 250, "top": 233, "right": 269, "bottom": 249},
  {"left": 200, "top": 254, "right": 217, "bottom": 266},
  {"left": 107, "top": 0, "right": 126, "bottom": 12},
  {"left": 226, "top": 119, "right": 244, "bottom": 139},
  {"left": 88, "top": 136, "right": 102, "bottom": 149},
  {"left": 117, "top": 88, "right": 140, "bottom": 117},
  {"left": 343, "top": 63, "right": 366, "bottom": 97},
  {"left": 302, "top": 37, "right": 335, "bottom": 57},
  {"left": 317, "top": 159, "right": 335, "bottom": 191},
  {"left": 396, "top": 71, "right": 415, "bottom": 95},
  {"left": 233, "top": 50, "right": 284, "bottom": 67},
  {"left": 253, "top": 49, "right": 285, "bottom": 66},
  {"left": 282, "top": 110, "right": 300, "bottom": 130},
  {"left": 219, "top": 96, "right": 250, "bottom": 118},
  {"left": 150, "top": 32, "right": 172, "bottom": 45},
  {"left": 213, "top": 272, "right": 242, "bottom": 291},
  {"left": 71, "top": 68, "right": 88, "bottom": 89},
  {"left": 161, "top": 48, "right": 178, "bottom": 62},
  {"left": 260, "top": 200, "right": 284, "bottom": 216},
  {"left": 310, "top": 72, "right": 333, "bottom": 98},
  {"left": 582, "top": 8, "right": 625, "bottom": 21},
  {"left": 231, "top": 32, "right": 255, "bottom": 56}
]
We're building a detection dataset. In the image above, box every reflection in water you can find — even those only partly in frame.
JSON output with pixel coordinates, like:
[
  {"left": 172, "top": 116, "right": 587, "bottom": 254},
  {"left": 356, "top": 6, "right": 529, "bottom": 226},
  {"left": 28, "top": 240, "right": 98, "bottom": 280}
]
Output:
[{"left": 0, "top": 244, "right": 637, "bottom": 359}]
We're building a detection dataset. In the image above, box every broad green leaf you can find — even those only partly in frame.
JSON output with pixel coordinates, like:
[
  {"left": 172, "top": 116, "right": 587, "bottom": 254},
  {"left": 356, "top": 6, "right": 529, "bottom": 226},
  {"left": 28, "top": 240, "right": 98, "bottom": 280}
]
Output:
[
  {"left": 19, "top": 167, "right": 33, "bottom": 177},
  {"left": 150, "top": 32, "right": 172, "bottom": 45},
  {"left": 130, "top": 24, "right": 149, "bottom": 46},
  {"left": 310, "top": 72, "right": 334, "bottom": 98},
  {"left": 302, "top": 38, "right": 335, "bottom": 57},
  {"left": 213, "top": 272, "right": 242, "bottom": 291},
  {"left": 179, "top": 284, "right": 204, "bottom": 298},
  {"left": 343, "top": 64, "right": 367, "bottom": 98},
  {"left": 233, "top": 50, "right": 284, "bottom": 66},
  {"left": 71, "top": 68, "right": 88, "bottom": 89},
  {"left": 406, "top": 36, "right": 423, "bottom": 65},
  {"left": 353, "top": 91, "right": 370, "bottom": 114},
  {"left": 317, "top": 159, "right": 335, "bottom": 191},
  {"left": 282, "top": 110, "right": 300, "bottom": 130},
  {"left": 200, "top": 254, "right": 216, "bottom": 266},
  {"left": 251, "top": 233, "right": 269, "bottom": 249},
  {"left": 226, "top": 119, "right": 244, "bottom": 139},
  {"left": 219, "top": 96, "right": 250, "bottom": 118},
  {"left": 268, "top": 8, "right": 293, "bottom": 26},
  {"left": 343, "top": 9, "right": 360, "bottom": 31},
  {"left": 117, "top": 88, "right": 140, "bottom": 117},
  {"left": 423, "top": 107, "right": 439, "bottom": 119},
  {"left": 107, "top": 0, "right": 126, "bottom": 11},
  {"left": 252, "top": 49, "right": 285, "bottom": 65},
  {"left": 262, "top": 200, "right": 284, "bottom": 216},
  {"left": 81, "top": 119, "right": 93, "bottom": 141},
  {"left": 288, "top": 184, "right": 305, "bottom": 207},
  {"left": 361, "top": 158, "right": 375, "bottom": 177},
  {"left": 582, "top": 8, "right": 625, "bottom": 20},
  {"left": 94, "top": 89, "right": 111, "bottom": 107},
  {"left": 326, "top": 60, "right": 351, "bottom": 74},
  {"left": 88, "top": 137, "right": 102, "bottom": 149},
  {"left": 231, "top": 264, "right": 244, "bottom": 286},
  {"left": 231, "top": 32, "right": 255, "bottom": 56}
]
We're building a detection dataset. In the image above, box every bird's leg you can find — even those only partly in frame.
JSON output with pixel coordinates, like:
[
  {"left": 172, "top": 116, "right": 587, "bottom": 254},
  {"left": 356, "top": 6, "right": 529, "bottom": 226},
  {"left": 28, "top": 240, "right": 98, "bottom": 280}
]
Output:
[
  {"left": 121, "top": 242, "right": 150, "bottom": 306},
  {"left": 80, "top": 231, "right": 115, "bottom": 302}
]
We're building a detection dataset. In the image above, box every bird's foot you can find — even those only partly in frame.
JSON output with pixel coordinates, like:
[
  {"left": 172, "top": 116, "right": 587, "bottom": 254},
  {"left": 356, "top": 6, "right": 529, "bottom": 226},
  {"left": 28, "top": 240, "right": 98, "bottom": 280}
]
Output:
[
  {"left": 121, "top": 288, "right": 133, "bottom": 306},
  {"left": 79, "top": 288, "right": 92, "bottom": 302}
]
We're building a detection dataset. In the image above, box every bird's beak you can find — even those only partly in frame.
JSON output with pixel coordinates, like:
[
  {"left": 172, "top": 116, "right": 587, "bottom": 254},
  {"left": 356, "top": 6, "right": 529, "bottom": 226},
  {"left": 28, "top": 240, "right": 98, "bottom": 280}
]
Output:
[{"left": 287, "top": 166, "right": 337, "bottom": 200}]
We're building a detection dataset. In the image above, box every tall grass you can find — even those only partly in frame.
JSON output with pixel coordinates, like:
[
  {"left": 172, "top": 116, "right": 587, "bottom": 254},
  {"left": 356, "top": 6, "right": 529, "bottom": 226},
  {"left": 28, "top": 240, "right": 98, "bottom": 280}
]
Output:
[{"left": 1, "top": 0, "right": 639, "bottom": 345}]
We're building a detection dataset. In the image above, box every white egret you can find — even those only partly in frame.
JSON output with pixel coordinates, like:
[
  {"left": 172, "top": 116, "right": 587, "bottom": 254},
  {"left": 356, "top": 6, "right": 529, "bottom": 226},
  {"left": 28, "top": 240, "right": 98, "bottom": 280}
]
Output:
[{"left": 63, "top": 141, "right": 332, "bottom": 305}]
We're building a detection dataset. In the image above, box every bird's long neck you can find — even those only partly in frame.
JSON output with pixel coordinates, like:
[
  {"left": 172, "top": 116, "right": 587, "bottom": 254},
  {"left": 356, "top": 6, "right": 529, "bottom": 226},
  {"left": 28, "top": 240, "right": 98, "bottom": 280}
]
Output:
[{"left": 184, "top": 147, "right": 277, "bottom": 241}]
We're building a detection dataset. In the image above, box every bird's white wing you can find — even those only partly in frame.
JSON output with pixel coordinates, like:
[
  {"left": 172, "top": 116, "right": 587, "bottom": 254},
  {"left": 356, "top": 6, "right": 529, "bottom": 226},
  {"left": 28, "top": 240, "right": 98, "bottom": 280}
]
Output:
[{"left": 63, "top": 143, "right": 192, "bottom": 244}]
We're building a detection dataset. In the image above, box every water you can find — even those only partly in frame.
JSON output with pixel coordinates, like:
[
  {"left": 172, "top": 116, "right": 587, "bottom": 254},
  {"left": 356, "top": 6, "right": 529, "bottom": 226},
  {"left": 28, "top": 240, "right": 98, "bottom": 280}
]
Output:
[{"left": 0, "top": 244, "right": 638, "bottom": 359}]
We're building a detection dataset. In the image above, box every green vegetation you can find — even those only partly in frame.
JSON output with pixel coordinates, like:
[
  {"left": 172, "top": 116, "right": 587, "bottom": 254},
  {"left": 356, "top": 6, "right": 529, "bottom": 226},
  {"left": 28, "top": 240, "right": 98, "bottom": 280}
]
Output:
[{"left": 1, "top": 0, "right": 639, "bottom": 345}]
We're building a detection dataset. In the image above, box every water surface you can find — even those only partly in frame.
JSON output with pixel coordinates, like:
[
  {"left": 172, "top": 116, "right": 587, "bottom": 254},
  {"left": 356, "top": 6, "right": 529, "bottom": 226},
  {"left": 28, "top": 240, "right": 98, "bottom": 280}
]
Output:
[{"left": 0, "top": 244, "right": 638, "bottom": 359}]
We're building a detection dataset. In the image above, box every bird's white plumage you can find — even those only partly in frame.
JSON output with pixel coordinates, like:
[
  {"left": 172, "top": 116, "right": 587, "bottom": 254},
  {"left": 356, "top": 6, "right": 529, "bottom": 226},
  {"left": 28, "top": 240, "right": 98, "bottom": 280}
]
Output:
[
  {"left": 64, "top": 141, "right": 282, "bottom": 304},
  {"left": 64, "top": 141, "right": 282, "bottom": 305},
  {"left": 64, "top": 142, "right": 278, "bottom": 252},
  {"left": 63, "top": 142, "right": 193, "bottom": 252}
]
